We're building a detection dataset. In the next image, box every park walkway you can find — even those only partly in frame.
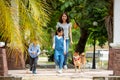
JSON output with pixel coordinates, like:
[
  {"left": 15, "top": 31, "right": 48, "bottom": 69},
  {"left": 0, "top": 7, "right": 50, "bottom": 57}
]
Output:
[
  {"left": 8, "top": 69, "right": 113, "bottom": 80},
  {"left": 6, "top": 57, "right": 113, "bottom": 80}
]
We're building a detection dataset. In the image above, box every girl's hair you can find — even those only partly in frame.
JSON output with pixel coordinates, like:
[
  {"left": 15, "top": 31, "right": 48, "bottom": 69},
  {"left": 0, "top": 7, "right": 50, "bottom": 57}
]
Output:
[
  {"left": 55, "top": 27, "right": 64, "bottom": 38},
  {"left": 59, "top": 12, "right": 70, "bottom": 23}
]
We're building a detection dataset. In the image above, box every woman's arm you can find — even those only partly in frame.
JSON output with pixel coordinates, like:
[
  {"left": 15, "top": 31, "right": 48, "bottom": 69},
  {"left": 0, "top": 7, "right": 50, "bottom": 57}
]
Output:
[
  {"left": 64, "top": 39, "right": 66, "bottom": 54},
  {"left": 69, "top": 23, "right": 73, "bottom": 44},
  {"left": 56, "top": 22, "right": 59, "bottom": 29}
]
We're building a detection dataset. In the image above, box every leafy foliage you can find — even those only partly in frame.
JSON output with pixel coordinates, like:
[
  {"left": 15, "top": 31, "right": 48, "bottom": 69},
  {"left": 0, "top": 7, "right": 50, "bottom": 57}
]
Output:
[
  {"left": 60, "top": 0, "right": 109, "bottom": 48},
  {"left": 0, "top": 0, "right": 50, "bottom": 58}
]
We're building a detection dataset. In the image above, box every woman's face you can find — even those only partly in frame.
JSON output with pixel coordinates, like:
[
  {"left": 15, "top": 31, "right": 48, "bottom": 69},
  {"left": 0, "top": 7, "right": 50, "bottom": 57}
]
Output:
[{"left": 62, "top": 14, "right": 67, "bottom": 22}]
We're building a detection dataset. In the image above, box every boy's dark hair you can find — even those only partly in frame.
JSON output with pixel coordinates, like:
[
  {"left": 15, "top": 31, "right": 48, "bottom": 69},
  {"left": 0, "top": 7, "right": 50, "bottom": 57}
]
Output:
[
  {"left": 55, "top": 27, "right": 64, "bottom": 38},
  {"left": 59, "top": 12, "right": 70, "bottom": 23}
]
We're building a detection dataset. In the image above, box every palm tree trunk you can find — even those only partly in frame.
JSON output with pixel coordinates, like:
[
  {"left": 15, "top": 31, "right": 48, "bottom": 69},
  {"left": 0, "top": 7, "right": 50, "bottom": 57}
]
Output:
[
  {"left": 106, "top": 0, "right": 113, "bottom": 70},
  {"left": 105, "top": 0, "right": 113, "bottom": 44},
  {"left": 6, "top": 0, "right": 25, "bottom": 69}
]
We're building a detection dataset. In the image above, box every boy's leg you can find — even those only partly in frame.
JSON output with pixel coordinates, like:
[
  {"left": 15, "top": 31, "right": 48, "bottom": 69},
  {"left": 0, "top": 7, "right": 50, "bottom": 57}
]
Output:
[
  {"left": 33, "top": 56, "right": 38, "bottom": 74},
  {"left": 29, "top": 56, "right": 34, "bottom": 71}
]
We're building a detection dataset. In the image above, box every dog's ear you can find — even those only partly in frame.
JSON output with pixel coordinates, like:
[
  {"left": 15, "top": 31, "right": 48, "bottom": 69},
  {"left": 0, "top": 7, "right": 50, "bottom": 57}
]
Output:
[
  {"left": 81, "top": 52, "right": 85, "bottom": 55},
  {"left": 74, "top": 52, "right": 78, "bottom": 54},
  {"left": 73, "top": 52, "right": 77, "bottom": 56}
]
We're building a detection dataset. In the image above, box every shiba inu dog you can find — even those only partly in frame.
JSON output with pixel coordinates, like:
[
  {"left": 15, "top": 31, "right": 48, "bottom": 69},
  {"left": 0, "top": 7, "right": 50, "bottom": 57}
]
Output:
[{"left": 73, "top": 52, "right": 86, "bottom": 72}]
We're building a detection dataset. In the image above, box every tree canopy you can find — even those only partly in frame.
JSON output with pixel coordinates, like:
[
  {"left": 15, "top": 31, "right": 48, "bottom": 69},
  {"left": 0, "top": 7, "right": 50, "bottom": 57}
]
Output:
[
  {"left": 47, "top": 0, "right": 110, "bottom": 53},
  {"left": 0, "top": 0, "right": 50, "bottom": 57},
  {"left": 0, "top": 0, "right": 111, "bottom": 55}
]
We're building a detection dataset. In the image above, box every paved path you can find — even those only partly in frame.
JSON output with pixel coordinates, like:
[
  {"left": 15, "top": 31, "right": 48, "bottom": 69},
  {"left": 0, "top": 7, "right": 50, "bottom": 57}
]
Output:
[{"left": 8, "top": 69, "right": 113, "bottom": 80}]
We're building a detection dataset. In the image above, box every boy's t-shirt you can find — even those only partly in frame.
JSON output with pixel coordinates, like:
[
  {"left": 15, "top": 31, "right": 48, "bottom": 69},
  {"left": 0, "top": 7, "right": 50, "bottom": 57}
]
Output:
[{"left": 28, "top": 43, "right": 41, "bottom": 58}]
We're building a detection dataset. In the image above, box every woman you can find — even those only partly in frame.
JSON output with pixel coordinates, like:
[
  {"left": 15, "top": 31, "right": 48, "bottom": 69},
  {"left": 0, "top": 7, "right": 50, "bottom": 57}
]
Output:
[{"left": 56, "top": 12, "right": 73, "bottom": 69}]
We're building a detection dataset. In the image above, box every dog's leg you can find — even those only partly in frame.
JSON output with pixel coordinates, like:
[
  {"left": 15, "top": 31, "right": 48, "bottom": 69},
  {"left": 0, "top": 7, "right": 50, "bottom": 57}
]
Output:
[
  {"left": 75, "top": 66, "right": 77, "bottom": 72},
  {"left": 81, "top": 64, "right": 83, "bottom": 72},
  {"left": 82, "top": 64, "right": 85, "bottom": 72},
  {"left": 81, "top": 63, "right": 85, "bottom": 72},
  {"left": 83, "top": 64, "right": 85, "bottom": 72},
  {"left": 78, "top": 65, "right": 81, "bottom": 73}
]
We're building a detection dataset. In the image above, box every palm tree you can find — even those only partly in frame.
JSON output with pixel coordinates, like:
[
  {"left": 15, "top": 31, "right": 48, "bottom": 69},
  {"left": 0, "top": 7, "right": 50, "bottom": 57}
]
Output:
[
  {"left": 0, "top": 0, "right": 50, "bottom": 69},
  {"left": 105, "top": 0, "right": 113, "bottom": 70},
  {"left": 105, "top": 0, "right": 113, "bottom": 44}
]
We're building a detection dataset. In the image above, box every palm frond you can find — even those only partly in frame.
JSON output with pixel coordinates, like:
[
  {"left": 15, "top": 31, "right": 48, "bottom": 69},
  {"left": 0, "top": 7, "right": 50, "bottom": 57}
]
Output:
[
  {"left": 0, "top": 0, "right": 50, "bottom": 59},
  {"left": 19, "top": 0, "right": 50, "bottom": 45}
]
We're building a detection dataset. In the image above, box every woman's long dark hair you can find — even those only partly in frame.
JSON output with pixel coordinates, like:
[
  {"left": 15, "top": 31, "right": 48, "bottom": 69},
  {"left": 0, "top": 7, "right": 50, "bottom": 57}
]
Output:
[
  {"left": 59, "top": 12, "right": 70, "bottom": 23},
  {"left": 55, "top": 27, "right": 64, "bottom": 38}
]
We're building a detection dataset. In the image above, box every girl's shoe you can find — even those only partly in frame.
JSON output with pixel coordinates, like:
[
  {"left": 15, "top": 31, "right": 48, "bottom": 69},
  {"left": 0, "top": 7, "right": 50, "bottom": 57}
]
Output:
[
  {"left": 64, "top": 65, "right": 68, "bottom": 69},
  {"left": 58, "top": 69, "right": 62, "bottom": 74}
]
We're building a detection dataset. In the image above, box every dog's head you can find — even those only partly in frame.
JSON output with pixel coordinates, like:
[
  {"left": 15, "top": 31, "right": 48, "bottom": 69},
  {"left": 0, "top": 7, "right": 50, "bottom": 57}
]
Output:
[
  {"left": 73, "top": 52, "right": 79, "bottom": 56},
  {"left": 73, "top": 52, "right": 80, "bottom": 61}
]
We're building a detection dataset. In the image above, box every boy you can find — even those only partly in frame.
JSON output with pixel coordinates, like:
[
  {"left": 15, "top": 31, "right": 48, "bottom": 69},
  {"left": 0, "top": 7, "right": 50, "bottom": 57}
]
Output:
[{"left": 28, "top": 39, "right": 41, "bottom": 74}]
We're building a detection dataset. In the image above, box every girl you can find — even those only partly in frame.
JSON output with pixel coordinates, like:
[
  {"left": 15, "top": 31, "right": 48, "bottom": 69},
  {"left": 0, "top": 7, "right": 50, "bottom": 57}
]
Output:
[
  {"left": 52, "top": 27, "right": 66, "bottom": 73},
  {"left": 28, "top": 38, "right": 41, "bottom": 74},
  {"left": 56, "top": 12, "right": 73, "bottom": 69}
]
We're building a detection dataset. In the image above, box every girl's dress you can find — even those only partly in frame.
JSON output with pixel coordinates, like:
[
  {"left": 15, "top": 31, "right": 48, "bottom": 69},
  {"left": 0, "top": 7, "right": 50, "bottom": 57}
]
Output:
[{"left": 53, "top": 35, "right": 66, "bottom": 73}]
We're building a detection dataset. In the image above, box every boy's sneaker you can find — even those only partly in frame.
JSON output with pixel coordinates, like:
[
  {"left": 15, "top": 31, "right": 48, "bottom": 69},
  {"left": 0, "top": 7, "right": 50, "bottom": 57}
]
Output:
[
  {"left": 64, "top": 65, "right": 68, "bottom": 69},
  {"left": 58, "top": 69, "right": 62, "bottom": 74},
  {"left": 32, "top": 71, "right": 36, "bottom": 74},
  {"left": 30, "top": 67, "right": 32, "bottom": 71}
]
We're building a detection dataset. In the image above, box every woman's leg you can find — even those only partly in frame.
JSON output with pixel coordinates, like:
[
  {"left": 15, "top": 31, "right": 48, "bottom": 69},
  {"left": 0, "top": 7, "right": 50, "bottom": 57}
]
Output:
[{"left": 63, "top": 39, "right": 70, "bottom": 66}]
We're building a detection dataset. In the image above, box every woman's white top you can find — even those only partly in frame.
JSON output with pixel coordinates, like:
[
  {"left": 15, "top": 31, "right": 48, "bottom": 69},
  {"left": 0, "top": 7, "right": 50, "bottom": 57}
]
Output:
[{"left": 56, "top": 22, "right": 72, "bottom": 39}]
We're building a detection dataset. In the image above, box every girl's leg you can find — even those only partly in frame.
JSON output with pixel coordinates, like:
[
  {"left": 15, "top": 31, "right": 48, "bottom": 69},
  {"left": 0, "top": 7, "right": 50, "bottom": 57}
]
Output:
[
  {"left": 63, "top": 39, "right": 70, "bottom": 66},
  {"left": 54, "top": 50, "right": 59, "bottom": 66},
  {"left": 33, "top": 56, "right": 38, "bottom": 74},
  {"left": 59, "top": 54, "right": 64, "bottom": 69},
  {"left": 30, "top": 56, "right": 34, "bottom": 71},
  {"left": 58, "top": 54, "right": 64, "bottom": 73}
]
